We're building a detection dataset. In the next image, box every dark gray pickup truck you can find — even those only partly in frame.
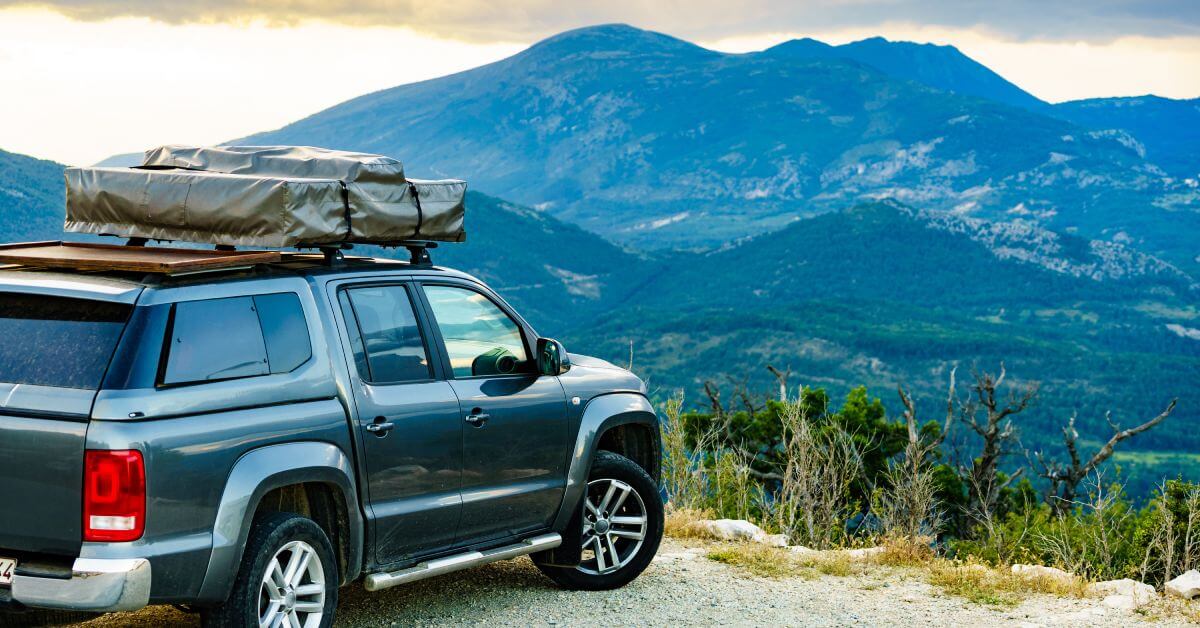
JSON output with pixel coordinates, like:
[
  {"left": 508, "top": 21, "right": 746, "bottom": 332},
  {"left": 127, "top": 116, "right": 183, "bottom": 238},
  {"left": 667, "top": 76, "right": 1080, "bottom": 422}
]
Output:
[{"left": 0, "top": 249, "right": 662, "bottom": 627}]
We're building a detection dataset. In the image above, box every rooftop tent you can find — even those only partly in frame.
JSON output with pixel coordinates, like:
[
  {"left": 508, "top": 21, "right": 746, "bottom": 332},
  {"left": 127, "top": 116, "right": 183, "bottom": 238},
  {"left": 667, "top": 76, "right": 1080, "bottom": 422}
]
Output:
[{"left": 64, "top": 145, "right": 466, "bottom": 248}]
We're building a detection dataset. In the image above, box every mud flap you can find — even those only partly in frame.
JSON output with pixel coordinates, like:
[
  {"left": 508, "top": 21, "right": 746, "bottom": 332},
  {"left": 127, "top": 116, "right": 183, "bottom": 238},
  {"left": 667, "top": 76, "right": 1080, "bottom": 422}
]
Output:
[{"left": 531, "top": 494, "right": 584, "bottom": 567}]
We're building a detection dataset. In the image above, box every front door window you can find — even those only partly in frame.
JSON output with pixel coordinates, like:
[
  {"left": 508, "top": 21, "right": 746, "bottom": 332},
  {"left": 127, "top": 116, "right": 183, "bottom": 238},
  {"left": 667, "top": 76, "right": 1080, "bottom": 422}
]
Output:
[{"left": 421, "top": 285, "right": 530, "bottom": 377}]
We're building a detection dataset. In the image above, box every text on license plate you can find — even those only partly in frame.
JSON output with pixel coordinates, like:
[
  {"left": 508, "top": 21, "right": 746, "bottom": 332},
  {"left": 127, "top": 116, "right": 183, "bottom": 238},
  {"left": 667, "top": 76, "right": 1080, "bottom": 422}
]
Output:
[{"left": 0, "top": 557, "right": 15, "bottom": 585}]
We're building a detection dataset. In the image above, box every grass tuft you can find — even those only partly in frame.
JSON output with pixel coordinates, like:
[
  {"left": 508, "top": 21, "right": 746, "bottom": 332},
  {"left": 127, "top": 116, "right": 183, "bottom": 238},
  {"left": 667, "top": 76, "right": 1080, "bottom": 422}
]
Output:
[
  {"left": 664, "top": 507, "right": 718, "bottom": 540},
  {"left": 926, "top": 558, "right": 1086, "bottom": 607},
  {"left": 706, "top": 543, "right": 805, "bottom": 579},
  {"left": 873, "top": 536, "right": 936, "bottom": 568}
]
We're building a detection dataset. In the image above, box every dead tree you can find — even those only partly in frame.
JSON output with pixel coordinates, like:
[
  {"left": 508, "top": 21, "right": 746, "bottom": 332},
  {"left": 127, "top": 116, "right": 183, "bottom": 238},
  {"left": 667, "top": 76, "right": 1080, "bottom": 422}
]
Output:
[
  {"left": 1035, "top": 400, "right": 1177, "bottom": 514},
  {"left": 766, "top": 364, "right": 791, "bottom": 402},
  {"left": 884, "top": 368, "right": 956, "bottom": 538},
  {"left": 962, "top": 364, "right": 1039, "bottom": 524},
  {"left": 726, "top": 374, "right": 758, "bottom": 418},
  {"left": 702, "top": 380, "right": 724, "bottom": 418},
  {"left": 897, "top": 366, "right": 957, "bottom": 469}
]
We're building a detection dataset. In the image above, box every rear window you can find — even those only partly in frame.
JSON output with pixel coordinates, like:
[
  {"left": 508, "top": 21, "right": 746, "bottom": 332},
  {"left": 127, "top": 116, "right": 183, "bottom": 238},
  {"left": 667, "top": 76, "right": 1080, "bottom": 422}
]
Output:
[
  {"left": 160, "top": 293, "right": 311, "bottom": 386},
  {"left": 0, "top": 292, "right": 131, "bottom": 390}
]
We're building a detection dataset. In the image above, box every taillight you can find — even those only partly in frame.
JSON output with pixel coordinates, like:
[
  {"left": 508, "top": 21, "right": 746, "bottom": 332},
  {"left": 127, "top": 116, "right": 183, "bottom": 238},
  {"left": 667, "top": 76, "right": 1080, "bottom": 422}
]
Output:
[{"left": 83, "top": 450, "right": 146, "bottom": 542}]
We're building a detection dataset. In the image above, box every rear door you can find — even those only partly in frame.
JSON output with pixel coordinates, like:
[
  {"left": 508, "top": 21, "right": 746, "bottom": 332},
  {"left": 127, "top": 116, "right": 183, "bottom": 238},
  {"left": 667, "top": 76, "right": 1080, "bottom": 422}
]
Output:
[
  {"left": 334, "top": 283, "right": 464, "bottom": 565},
  {"left": 0, "top": 291, "right": 135, "bottom": 556},
  {"left": 417, "top": 282, "right": 569, "bottom": 544}
]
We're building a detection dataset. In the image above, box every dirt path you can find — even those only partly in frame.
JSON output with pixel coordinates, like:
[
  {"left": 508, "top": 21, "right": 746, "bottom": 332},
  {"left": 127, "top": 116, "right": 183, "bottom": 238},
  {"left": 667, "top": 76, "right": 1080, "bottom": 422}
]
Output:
[{"left": 66, "top": 539, "right": 1183, "bottom": 627}]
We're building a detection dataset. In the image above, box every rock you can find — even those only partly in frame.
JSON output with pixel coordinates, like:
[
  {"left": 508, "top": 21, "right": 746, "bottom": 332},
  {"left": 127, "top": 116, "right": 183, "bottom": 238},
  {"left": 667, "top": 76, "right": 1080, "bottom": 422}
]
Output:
[
  {"left": 1087, "top": 578, "right": 1156, "bottom": 607},
  {"left": 1100, "top": 594, "right": 1137, "bottom": 611},
  {"left": 760, "top": 534, "right": 790, "bottom": 548},
  {"left": 844, "top": 547, "right": 885, "bottom": 560},
  {"left": 694, "top": 519, "right": 768, "bottom": 542},
  {"left": 1011, "top": 563, "right": 1076, "bottom": 585},
  {"left": 1166, "top": 570, "right": 1200, "bottom": 599},
  {"left": 788, "top": 545, "right": 819, "bottom": 557}
]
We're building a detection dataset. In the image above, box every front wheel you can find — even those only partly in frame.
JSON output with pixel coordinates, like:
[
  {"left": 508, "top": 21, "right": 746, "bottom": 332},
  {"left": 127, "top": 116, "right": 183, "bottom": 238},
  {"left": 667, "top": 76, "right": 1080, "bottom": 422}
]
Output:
[{"left": 535, "top": 451, "right": 663, "bottom": 590}]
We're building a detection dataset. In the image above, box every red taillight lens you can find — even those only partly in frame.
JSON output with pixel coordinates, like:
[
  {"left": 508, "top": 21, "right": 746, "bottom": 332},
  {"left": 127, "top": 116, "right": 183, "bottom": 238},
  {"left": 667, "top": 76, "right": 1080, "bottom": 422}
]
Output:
[{"left": 83, "top": 450, "right": 146, "bottom": 542}]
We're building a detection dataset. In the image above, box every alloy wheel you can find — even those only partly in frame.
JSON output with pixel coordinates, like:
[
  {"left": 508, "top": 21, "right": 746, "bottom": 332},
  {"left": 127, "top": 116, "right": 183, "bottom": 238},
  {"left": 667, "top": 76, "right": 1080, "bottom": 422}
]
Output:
[
  {"left": 577, "top": 478, "right": 648, "bottom": 575},
  {"left": 258, "top": 540, "right": 326, "bottom": 628}
]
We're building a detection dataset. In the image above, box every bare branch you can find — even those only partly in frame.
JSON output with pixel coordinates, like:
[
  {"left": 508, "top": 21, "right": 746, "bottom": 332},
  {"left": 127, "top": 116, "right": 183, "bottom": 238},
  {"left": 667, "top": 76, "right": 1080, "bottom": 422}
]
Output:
[{"left": 1082, "top": 399, "right": 1177, "bottom": 476}]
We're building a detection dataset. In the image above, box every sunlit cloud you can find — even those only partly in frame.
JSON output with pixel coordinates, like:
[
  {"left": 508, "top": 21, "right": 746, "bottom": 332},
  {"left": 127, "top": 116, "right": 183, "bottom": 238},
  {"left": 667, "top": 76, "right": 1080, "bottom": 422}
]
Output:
[{"left": 2, "top": 0, "right": 1197, "bottom": 43}]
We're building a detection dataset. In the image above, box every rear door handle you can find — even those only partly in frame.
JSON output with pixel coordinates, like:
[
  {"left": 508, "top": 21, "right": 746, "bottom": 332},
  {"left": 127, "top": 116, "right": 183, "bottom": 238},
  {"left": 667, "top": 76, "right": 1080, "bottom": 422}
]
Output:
[
  {"left": 366, "top": 416, "right": 395, "bottom": 436},
  {"left": 464, "top": 410, "right": 490, "bottom": 427}
]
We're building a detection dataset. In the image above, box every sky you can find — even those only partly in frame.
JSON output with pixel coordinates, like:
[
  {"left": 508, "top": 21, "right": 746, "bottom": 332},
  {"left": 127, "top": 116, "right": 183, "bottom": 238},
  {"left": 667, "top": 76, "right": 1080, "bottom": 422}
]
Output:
[{"left": 0, "top": 1, "right": 1197, "bottom": 166}]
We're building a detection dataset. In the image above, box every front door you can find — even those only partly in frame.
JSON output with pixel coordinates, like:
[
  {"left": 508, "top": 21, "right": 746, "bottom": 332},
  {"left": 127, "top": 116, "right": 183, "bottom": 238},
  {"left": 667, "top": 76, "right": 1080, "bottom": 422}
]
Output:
[
  {"left": 336, "top": 284, "right": 463, "bottom": 566},
  {"left": 419, "top": 283, "right": 569, "bottom": 544}
]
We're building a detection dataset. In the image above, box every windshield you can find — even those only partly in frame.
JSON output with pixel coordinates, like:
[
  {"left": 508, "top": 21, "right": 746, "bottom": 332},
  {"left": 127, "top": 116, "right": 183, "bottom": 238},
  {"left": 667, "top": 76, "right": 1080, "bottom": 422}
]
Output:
[{"left": 0, "top": 292, "right": 132, "bottom": 390}]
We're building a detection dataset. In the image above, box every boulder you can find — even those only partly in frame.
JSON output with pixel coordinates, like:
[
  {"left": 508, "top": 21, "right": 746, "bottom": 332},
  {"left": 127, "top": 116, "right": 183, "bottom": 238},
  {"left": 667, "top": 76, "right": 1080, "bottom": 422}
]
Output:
[
  {"left": 694, "top": 519, "right": 768, "bottom": 542},
  {"left": 1166, "top": 570, "right": 1200, "bottom": 599},
  {"left": 844, "top": 547, "right": 885, "bottom": 560},
  {"left": 1011, "top": 563, "right": 1076, "bottom": 586},
  {"left": 760, "top": 533, "right": 790, "bottom": 548},
  {"left": 788, "top": 545, "right": 819, "bottom": 558},
  {"left": 1087, "top": 578, "right": 1156, "bottom": 607}
]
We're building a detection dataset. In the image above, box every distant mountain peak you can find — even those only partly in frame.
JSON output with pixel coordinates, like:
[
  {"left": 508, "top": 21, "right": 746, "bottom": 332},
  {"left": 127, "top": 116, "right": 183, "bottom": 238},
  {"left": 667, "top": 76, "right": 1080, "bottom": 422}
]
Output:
[
  {"left": 528, "top": 23, "right": 710, "bottom": 57},
  {"left": 764, "top": 34, "right": 1046, "bottom": 111},
  {"left": 765, "top": 37, "right": 833, "bottom": 55}
]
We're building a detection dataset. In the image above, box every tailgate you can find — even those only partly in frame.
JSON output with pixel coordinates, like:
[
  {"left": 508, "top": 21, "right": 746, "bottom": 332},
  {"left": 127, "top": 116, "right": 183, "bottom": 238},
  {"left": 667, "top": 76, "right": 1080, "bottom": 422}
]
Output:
[
  {"left": 0, "top": 394, "right": 92, "bottom": 555},
  {"left": 0, "top": 288, "right": 135, "bottom": 556}
]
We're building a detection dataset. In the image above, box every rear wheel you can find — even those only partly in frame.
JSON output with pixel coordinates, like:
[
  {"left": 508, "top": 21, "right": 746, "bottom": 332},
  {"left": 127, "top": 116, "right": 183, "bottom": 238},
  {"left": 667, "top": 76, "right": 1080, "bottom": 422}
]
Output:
[
  {"left": 534, "top": 451, "right": 663, "bottom": 590},
  {"left": 201, "top": 511, "right": 337, "bottom": 628}
]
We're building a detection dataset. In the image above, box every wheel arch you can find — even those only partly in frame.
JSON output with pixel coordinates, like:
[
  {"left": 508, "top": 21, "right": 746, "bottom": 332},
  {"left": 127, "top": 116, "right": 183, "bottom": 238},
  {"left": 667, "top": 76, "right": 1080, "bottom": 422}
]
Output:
[
  {"left": 195, "top": 441, "right": 364, "bottom": 604},
  {"left": 552, "top": 393, "right": 660, "bottom": 533}
]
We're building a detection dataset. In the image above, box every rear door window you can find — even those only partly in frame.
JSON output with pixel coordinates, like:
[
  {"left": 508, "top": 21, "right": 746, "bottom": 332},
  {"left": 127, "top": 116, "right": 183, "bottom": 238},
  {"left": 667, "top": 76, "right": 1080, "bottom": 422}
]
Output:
[
  {"left": 341, "top": 285, "right": 432, "bottom": 384},
  {"left": 0, "top": 292, "right": 131, "bottom": 390},
  {"left": 160, "top": 293, "right": 310, "bottom": 386}
]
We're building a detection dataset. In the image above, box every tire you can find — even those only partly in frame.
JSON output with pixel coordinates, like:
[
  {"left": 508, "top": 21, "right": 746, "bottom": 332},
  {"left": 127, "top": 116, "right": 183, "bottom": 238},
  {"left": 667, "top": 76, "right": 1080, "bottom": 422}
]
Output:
[
  {"left": 535, "top": 451, "right": 664, "bottom": 590},
  {"left": 201, "top": 511, "right": 338, "bottom": 628}
]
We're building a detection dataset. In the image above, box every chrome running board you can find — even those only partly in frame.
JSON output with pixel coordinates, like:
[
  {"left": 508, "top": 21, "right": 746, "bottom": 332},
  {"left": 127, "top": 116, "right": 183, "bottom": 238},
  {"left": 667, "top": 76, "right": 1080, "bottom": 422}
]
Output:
[{"left": 364, "top": 533, "right": 562, "bottom": 592}]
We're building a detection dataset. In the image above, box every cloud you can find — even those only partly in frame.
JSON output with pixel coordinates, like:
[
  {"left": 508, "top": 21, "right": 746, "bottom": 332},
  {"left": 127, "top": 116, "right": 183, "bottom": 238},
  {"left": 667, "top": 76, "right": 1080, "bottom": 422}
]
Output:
[{"left": 3, "top": 0, "right": 1198, "bottom": 43}]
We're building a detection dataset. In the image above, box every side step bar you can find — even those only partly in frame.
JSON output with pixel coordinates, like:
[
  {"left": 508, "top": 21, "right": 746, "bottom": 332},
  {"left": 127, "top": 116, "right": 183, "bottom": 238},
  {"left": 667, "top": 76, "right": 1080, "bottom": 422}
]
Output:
[{"left": 364, "top": 533, "right": 562, "bottom": 592}]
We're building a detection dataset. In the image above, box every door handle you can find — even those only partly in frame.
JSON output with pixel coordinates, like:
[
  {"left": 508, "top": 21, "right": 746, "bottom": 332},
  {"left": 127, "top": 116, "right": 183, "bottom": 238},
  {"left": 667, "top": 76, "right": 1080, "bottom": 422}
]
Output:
[
  {"left": 464, "top": 409, "right": 490, "bottom": 428},
  {"left": 366, "top": 416, "right": 395, "bottom": 436}
]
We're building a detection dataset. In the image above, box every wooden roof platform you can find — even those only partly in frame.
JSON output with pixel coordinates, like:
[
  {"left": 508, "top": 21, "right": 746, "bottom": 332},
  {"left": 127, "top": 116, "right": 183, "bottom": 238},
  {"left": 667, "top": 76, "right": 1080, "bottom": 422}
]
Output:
[{"left": 0, "top": 241, "right": 281, "bottom": 275}]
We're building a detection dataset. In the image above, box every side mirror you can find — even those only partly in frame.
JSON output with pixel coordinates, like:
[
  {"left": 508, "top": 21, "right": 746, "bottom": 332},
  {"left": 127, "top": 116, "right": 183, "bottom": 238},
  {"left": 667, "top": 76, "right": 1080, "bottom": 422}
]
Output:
[{"left": 536, "top": 337, "right": 571, "bottom": 376}]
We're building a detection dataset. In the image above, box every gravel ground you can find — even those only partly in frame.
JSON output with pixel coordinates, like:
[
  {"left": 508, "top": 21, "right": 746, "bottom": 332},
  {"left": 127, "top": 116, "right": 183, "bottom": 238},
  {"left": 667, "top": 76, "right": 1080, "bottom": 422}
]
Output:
[{"left": 50, "top": 539, "right": 1189, "bottom": 627}]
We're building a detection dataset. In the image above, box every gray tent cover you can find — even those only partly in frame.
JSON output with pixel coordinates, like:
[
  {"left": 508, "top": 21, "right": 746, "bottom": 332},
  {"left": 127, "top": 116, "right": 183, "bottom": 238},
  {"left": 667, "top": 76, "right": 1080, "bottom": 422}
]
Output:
[{"left": 64, "top": 145, "right": 466, "bottom": 248}]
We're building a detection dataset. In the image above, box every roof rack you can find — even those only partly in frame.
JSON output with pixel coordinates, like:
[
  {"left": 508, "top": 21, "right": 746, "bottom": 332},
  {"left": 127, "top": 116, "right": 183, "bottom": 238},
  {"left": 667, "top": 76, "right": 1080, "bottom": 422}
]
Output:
[
  {"left": 0, "top": 241, "right": 281, "bottom": 275},
  {"left": 311, "top": 240, "right": 439, "bottom": 267}
]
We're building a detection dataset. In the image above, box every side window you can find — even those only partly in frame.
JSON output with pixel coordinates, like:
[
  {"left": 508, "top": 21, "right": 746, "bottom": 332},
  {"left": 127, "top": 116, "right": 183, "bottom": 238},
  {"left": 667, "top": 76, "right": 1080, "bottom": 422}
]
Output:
[
  {"left": 422, "top": 285, "right": 530, "bottom": 378},
  {"left": 342, "top": 285, "right": 432, "bottom": 384},
  {"left": 162, "top": 297, "right": 268, "bottom": 385},
  {"left": 254, "top": 293, "right": 312, "bottom": 373},
  {"left": 160, "top": 293, "right": 311, "bottom": 386}
]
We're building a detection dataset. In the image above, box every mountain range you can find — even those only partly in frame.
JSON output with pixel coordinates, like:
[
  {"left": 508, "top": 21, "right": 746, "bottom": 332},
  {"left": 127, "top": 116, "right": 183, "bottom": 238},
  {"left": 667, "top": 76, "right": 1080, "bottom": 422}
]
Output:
[
  {"left": 4, "top": 24, "right": 1199, "bottom": 494},
  {"left": 236, "top": 24, "right": 1199, "bottom": 279}
]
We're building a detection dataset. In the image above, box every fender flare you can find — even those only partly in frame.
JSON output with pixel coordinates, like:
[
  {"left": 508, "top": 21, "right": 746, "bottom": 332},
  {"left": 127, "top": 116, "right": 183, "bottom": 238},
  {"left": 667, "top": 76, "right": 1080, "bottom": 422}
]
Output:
[
  {"left": 551, "top": 392, "right": 660, "bottom": 532},
  {"left": 195, "top": 441, "right": 364, "bottom": 603}
]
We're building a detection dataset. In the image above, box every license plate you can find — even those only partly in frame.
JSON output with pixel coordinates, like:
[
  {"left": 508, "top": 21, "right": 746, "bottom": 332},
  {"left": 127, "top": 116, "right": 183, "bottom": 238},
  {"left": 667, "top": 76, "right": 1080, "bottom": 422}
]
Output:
[{"left": 0, "top": 557, "right": 15, "bottom": 585}]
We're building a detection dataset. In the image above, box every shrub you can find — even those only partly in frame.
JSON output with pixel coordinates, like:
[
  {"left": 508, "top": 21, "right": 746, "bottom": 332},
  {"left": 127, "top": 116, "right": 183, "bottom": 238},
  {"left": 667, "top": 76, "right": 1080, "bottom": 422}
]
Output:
[{"left": 1136, "top": 478, "right": 1200, "bottom": 585}]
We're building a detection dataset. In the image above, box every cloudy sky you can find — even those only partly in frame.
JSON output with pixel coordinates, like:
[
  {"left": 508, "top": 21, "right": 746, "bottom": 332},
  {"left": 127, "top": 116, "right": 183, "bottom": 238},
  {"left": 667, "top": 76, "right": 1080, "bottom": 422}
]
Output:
[{"left": 1, "top": 0, "right": 1197, "bottom": 165}]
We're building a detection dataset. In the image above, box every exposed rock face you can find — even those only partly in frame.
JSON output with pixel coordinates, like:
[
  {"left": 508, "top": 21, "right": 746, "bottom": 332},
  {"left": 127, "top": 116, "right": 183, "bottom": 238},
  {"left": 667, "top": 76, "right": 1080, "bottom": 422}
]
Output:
[
  {"left": 1166, "top": 570, "right": 1200, "bottom": 599},
  {"left": 1087, "top": 578, "right": 1156, "bottom": 608}
]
